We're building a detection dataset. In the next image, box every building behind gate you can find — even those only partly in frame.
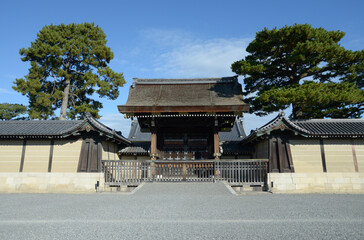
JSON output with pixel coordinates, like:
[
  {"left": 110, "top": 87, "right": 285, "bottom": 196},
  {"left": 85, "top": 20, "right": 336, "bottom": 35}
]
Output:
[{"left": 0, "top": 76, "right": 364, "bottom": 193}]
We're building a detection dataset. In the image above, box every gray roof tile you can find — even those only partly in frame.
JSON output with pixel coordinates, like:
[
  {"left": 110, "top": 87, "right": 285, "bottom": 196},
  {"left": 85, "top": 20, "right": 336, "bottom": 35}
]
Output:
[
  {"left": 219, "top": 119, "right": 246, "bottom": 141},
  {"left": 0, "top": 120, "right": 83, "bottom": 136},
  {"left": 120, "top": 142, "right": 150, "bottom": 155},
  {"left": 292, "top": 119, "right": 364, "bottom": 135},
  {"left": 244, "top": 112, "right": 364, "bottom": 142},
  {"left": 127, "top": 119, "right": 246, "bottom": 142},
  {"left": 221, "top": 141, "right": 252, "bottom": 154},
  {"left": 127, "top": 120, "right": 151, "bottom": 141},
  {"left": 121, "top": 119, "right": 247, "bottom": 155},
  {"left": 0, "top": 113, "right": 130, "bottom": 144}
]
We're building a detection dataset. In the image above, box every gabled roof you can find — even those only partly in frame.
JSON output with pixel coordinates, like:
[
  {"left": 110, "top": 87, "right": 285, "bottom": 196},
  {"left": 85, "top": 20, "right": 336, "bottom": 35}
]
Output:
[
  {"left": 243, "top": 112, "right": 364, "bottom": 142},
  {"left": 221, "top": 141, "right": 252, "bottom": 155},
  {"left": 120, "top": 119, "right": 249, "bottom": 155},
  {"left": 126, "top": 119, "right": 247, "bottom": 142},
  {"left": 0, "top": 113, "right": 131, "bottom": 144},
  {"left": 118, "top": 76, "right": 249, "bottom": 115},
  {"left": 219, "top": 119, "right": 246, "bottom": 141},
  {"left": 219, "top": 119, "right": 250, "bottom": 155},
  {"left": 119, "top": 142, "right": 150, "bottom": 155},
  {"left": 127, "top": 120, "right": 152, "bottom": 142}
]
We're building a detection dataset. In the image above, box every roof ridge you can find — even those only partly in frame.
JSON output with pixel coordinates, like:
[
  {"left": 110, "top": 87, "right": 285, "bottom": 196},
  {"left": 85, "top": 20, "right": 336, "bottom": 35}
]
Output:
[
  {"left": 132, "top": 76, "right": 238, "bottom": 86},
  {"left": 0, "top": 119, "right": 84, "bottom": 123},
  {"left": 292, "top": 118, "right": 364, "bottom": 122}
]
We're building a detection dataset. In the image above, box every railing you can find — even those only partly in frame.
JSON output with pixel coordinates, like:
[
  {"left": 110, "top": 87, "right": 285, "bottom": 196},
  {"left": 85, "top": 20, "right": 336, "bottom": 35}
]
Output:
[
  {"left": 160, "top": 151, "right": 209, "bottom": 160},
  {"left": 215, "top": 160, "right": 268, "bottom": 185},
  {"left": 103, "top": 160, "right": 152, "bottom": 185},
  {"left": 102, "top": 159, "right": 268, "bottom": 186},
  {"left": 154, "top": 161, "right": 214, "bottom": 182}
]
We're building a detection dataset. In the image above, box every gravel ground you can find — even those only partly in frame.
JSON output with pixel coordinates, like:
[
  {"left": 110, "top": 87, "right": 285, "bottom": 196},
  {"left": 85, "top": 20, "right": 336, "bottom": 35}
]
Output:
[{"left": 1, "top": 183, "right": 364, "bottom": 240}]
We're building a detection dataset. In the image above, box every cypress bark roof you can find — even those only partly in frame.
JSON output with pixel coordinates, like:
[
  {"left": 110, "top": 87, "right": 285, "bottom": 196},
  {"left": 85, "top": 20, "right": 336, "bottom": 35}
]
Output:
[
  {"left": 0, "top": 113, "right": 130, "bottom": 144},
  {"left": 118, "top": 76, "right": 249, "bottom": 114}
]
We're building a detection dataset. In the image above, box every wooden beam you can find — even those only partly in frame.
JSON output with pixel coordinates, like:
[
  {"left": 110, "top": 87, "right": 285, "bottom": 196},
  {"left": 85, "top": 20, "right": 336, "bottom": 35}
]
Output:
[
  {"left": 270, "top": 137, "right": 279, "bottom": 173},
  {"left": 277, "top": 137, "right": 284, "bottom": 173},
  {"left": 285, "top": 141, "right": 295, "bottom": 172},
  {"left": 320, "top": 139, "right": 327, "bottom": 173},
  {"left": 213, "top": 130, "right": 220, "bottom": 160},
  {"left": 48, "top": 139, "right": 54, "bottom": 172},
  {"left": 19, "top": 140, "right": 26, "bottom": 172},
  {"left": 350, "top": 139, "right": 359, "bottom": 172},
  {"left": 151, "top": 131, "right": 157, "bottom": 160},
  {"left": 118, "top": 105, "right": 250, "bottom": 113}
]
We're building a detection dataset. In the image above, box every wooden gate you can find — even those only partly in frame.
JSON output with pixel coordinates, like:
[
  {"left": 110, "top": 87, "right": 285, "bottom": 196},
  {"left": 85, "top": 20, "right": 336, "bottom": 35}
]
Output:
[{"left": 102, "top": 159, "right": 268, "bottom": 186}]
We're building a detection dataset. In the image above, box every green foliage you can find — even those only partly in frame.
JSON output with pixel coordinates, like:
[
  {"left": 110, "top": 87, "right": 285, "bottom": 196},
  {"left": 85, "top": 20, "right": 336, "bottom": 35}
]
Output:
[
  {"left": 231, "top": 23, "right": 364, "bottom": 118},
  {"left": 258, "top": 81, "right": 364, "bottom": 118},
  {"left": 13, "top": 23, "right": 125, "bottom": 120},
  {"left": 0, "top": 103, "right": 27, "bottom": 120}
]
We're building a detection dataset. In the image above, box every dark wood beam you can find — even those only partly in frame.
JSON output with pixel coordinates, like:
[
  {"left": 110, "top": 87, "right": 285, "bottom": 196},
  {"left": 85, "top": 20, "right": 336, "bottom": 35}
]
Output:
[
  {"left": 19, "top": 140, "right": 26, "bottom": 172},
  {"left": 320, "top": 139, "right": 327, "bottom": 173},
  {"left": 48, "top": 139, "right": 54, "bottom": 172},
  {"left": 285, "top": 141, "right": 295, "bottom": 172},
  {"left": 118, "top": 105, "right": 249, "bottom": 113}
]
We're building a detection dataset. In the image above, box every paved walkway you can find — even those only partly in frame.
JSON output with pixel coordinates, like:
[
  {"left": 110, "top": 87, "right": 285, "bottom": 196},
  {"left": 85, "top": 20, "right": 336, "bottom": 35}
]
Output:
[{"left": 1, "top": 183, "right": 364, "bottom": 239}]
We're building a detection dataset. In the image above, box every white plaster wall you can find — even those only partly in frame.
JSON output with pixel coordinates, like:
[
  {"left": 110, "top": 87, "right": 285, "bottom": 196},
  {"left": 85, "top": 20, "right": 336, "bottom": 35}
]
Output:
[
  {"left": 289, "top": 139, "right": 323, "bottom": 173},
  {"left": 0, "top": 172, "right": 104, "bottom": 193},
  {"left": 268, "top": 172, "right": 364, "bottom": 193},
  {"left": 0, "top": 140, "right": 23, "bottom": 172},
  {"left": 324, "top": 139, "right": 355, "bottom": 172}
]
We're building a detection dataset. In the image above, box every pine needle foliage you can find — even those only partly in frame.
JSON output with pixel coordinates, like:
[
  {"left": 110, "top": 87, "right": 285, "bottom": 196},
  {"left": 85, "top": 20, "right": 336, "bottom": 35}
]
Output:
[
  {"left": 13, "top": 23, "right": 125, "bottom": 120},
  {"left": 0, "top": 103, "right": 27, "bottom": 120},
  {"left": 232, "top": 24, "right": 364, "bottom": 119}
]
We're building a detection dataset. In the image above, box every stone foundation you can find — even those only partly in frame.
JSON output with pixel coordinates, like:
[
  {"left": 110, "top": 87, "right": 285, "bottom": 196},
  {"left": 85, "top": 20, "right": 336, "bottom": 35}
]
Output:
[
  {"left": 0, "top": 173, "right": 104, "bottom": 193},
  {"left": 268, "top": 173, "right": 364, "bottom": 193}
]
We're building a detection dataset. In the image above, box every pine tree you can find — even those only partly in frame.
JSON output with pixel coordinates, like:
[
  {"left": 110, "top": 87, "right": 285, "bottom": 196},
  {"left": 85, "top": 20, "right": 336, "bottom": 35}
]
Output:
[
  {"left": 231, "top": 24, "right": 364, "bottom": 118},
  {"left": 13, "top": 23, "right": 125, "bottom": 120},
  {"left": 0, "top": 103, "right": 27, "bottom": 120}
]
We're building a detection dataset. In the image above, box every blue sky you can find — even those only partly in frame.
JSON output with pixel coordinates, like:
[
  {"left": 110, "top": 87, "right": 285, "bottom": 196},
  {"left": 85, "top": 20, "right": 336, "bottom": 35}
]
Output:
[{"left": 1, "top": 0, "right": 363, "bottom": 136}]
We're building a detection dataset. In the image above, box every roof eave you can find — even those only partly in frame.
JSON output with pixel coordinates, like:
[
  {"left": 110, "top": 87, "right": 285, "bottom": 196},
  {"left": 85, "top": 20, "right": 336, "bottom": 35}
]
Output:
[{"left": 118, "top": 105, "right": 250, "bottom": 114}]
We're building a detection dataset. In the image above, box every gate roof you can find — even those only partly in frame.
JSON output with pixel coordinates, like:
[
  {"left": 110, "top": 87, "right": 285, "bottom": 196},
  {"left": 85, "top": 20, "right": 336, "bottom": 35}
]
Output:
[{"left": 118, "top": 76, "right": 249, "bottom": 115}]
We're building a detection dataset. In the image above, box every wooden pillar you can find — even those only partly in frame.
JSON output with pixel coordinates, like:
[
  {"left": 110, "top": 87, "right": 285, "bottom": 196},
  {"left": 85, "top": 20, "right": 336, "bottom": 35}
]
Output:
[
  {"left": 150, "top": 117, "right": 158, "bottom": 160},
  {"left": 277, "top": 137, "right": 284, "bottom": 173},
  {"left": 151, "top": 130, "right": 157, "bottom": 160},
  {"left": 285, "top": 142, "right": 295, "bottom": 172},
  {"left": 213, "top": 129, "right": 220, "bottom": 160},
  {"left": 269, "top": 137, "right": 279, "bottom": 173}
]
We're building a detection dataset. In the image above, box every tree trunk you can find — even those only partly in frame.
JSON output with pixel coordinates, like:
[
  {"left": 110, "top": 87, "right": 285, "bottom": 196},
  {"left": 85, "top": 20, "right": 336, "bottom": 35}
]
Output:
[
  {"left": 59, "top": 79, "right": 70, "bottom": 120},
  {"left": 292, "top": 104, "right": 303, "bottom": 119}
]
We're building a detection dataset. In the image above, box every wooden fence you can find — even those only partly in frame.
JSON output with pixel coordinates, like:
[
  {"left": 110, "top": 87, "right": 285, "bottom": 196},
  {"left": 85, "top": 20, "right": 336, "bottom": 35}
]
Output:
[{"left": 102, "top": 159, "right": 268, "bottom": 186}]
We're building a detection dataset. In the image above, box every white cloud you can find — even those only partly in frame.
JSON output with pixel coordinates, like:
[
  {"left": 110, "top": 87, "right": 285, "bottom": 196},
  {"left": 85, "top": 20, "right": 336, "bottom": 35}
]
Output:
[
  {"left": 139, "top": 29, "right": 252, "bottom": 78},
  {"left": 99, "top": 113, "right": 132, "bottom": 138},
  {"left": 0, "top": 88, "right": 16, "bottom": 94},
  {"left": 5, "top": 74, "right": 18, "bottom": 79},
  {"left": 141, "top": 29, "right": 194, "bottom": 47},
  {"left": 154, "top": 38, "right": 251, "bottom": 78}
]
